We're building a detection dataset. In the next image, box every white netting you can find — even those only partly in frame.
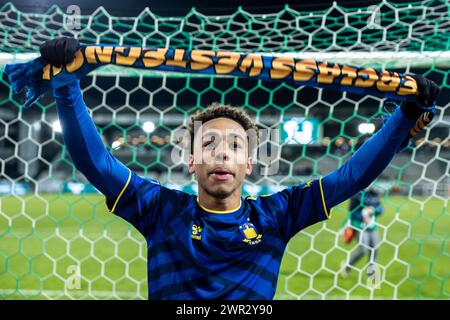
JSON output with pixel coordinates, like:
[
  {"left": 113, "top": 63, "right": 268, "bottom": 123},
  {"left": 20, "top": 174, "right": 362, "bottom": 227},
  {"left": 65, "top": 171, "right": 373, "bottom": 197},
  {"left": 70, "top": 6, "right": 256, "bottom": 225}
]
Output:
[{"left": 0, "top": 0, "right": 448, "bottom": 299}]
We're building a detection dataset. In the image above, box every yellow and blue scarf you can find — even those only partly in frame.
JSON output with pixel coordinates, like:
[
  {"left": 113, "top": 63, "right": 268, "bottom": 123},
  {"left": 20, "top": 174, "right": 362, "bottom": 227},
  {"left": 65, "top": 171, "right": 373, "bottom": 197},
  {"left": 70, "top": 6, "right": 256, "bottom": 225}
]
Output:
[{"left": 5, "top": 45, "right": 420, "bottom": 108}]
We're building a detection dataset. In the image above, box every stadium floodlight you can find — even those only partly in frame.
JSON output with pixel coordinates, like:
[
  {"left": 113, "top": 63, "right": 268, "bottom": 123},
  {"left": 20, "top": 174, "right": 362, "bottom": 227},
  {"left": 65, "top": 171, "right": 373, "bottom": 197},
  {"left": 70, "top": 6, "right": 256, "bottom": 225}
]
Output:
[
  {"left": 358, "top": 123, "right": 375, "bottom": 134},
  {"left": 52, "top": 120, "right": 62, "bottom": 133},
  {"left": 32, "top": 122, "right": 41, "bottom": 131},
  {"left": 111, "top": 140, "right": 121, "bottom": 150},
  {"left": 142, "top": 121, "right": 155, "bottom": 133}
]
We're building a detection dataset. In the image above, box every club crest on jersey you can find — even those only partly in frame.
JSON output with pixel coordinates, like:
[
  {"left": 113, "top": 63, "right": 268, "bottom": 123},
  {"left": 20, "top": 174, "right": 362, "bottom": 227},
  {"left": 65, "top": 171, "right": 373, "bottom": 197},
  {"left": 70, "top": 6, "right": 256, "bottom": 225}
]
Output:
[
  {"left": 191, "top": 223, "right": 203, "bottom": 240},
  {"left": 239, "top": 222, "right": 262, "bottom": 245}
]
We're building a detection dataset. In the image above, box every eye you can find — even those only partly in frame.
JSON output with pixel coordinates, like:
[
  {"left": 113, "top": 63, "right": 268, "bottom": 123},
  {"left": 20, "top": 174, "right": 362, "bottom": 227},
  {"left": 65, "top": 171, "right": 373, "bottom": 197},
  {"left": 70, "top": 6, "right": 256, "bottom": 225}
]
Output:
[{"left": 231, "top": 141, "right": 242, "bottom": 150}]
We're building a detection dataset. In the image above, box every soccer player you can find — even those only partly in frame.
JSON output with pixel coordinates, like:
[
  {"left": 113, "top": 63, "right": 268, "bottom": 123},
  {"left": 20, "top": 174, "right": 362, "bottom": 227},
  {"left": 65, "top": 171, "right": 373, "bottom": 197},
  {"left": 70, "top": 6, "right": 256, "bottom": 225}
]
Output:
[
  {"left": 340, "top": 188, "right": 383, "bottom": 279},
  {"left": 39, "top": 37, "right": 440, "bottom": 299}
]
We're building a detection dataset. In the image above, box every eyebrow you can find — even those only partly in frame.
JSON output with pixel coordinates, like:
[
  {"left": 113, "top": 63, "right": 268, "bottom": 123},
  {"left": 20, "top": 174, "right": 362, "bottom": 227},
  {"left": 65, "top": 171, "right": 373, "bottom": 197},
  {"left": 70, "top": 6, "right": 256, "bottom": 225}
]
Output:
[
  {"left": 229, "top": 133, "right": 245, "bottom": 143},
  {"left": 201, "top": 132, "right": 246, "bottom": 143}
]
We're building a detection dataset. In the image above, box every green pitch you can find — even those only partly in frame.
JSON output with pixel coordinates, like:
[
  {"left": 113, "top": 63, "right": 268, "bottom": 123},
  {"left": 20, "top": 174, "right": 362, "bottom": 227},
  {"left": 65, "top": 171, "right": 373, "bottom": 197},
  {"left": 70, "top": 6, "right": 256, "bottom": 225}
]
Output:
[{"left": 0, "top": 193, "right": 447, "bottom": 300}]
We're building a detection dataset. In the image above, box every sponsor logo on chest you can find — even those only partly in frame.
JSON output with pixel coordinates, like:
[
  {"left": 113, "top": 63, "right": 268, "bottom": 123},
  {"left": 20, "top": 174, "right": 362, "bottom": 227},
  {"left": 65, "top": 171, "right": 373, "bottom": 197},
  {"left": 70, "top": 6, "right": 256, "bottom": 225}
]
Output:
[{"left": 191, "top": 224, "right": 203, "bottom": 240}]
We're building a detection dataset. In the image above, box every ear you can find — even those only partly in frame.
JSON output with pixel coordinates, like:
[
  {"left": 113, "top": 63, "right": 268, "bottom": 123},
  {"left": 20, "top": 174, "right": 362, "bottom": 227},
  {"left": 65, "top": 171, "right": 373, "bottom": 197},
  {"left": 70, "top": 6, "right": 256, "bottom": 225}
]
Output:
[
  {"left": 245, "top": 156, "right": 254, "bottom": 176},
  {"left": 188, "top": 154, "right": 195, "bottom": 174}
]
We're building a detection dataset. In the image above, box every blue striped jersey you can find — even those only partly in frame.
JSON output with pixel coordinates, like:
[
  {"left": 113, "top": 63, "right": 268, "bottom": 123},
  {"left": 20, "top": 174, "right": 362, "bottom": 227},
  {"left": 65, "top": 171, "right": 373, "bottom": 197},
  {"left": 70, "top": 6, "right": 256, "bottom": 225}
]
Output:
[{"left": 106, "top": 170, "right": 331, "bottom": 300}]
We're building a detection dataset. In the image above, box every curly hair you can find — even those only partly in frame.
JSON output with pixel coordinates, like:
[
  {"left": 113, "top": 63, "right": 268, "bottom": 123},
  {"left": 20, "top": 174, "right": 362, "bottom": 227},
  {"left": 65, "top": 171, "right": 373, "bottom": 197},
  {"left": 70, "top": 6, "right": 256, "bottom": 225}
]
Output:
[{"left": 187, "top": 102, "right": 259, "bottom": 155}]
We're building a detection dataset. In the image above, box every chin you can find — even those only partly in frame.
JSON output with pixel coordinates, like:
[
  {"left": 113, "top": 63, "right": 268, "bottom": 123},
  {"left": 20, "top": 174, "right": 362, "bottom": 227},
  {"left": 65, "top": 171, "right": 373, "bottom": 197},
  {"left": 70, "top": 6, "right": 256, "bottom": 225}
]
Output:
[{"left": 206, "top": 186, "right": 235, "bottom": 199}]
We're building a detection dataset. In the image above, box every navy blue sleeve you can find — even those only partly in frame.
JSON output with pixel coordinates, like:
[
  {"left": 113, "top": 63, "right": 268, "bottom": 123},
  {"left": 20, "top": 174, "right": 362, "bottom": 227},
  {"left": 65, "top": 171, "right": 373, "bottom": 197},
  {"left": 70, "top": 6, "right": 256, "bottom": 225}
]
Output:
[
  {"left": 321, "top": 106, "right": 416, "bottom": 210},
  {"left": 106, "top": 173, "right": 190, "bottom": 236},
  {"left": 53, "top": 81, "right": 163, "bottom": 231},
  {"left": 104, "top": 171, "right": 162, "bottom": 234},
  {"left": 260, "top": 179, "right": 330, "bottom": 242},
  {"left": 53, "top": 80, "right": 131, "bottom": 200}
]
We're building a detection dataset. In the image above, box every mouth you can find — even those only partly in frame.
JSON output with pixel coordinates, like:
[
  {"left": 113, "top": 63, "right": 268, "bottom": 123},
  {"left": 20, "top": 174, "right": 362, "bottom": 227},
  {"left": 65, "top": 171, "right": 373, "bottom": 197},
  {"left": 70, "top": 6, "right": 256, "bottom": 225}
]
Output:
[{"left": 209, "top": 167, "right": 234, "bottom": 181}]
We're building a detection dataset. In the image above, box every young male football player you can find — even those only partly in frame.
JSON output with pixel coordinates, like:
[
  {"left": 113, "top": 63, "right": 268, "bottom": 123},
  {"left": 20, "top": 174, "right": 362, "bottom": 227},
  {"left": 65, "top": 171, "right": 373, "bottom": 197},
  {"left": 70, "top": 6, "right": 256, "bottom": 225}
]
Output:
[
  {"left": 40, "top": 37, "right": 440, "bottom": 299},
  {"left": 341, "top": 188, "right": 383, "bottom": 279}
]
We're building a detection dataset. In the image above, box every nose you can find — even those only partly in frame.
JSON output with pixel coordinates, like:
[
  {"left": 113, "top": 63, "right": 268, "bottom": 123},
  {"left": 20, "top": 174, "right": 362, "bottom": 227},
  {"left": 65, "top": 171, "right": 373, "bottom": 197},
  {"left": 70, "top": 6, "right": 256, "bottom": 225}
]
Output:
[{"left": 214, "top": 142, "right": 230, "bottom": 162}]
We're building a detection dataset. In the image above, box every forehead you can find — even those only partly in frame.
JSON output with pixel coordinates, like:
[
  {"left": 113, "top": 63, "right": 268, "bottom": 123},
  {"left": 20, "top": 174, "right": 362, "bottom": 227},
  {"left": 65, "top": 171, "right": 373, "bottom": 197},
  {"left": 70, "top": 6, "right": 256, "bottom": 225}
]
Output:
[{"left": 197, "top": 117, "right": 247, "bottom": 138}]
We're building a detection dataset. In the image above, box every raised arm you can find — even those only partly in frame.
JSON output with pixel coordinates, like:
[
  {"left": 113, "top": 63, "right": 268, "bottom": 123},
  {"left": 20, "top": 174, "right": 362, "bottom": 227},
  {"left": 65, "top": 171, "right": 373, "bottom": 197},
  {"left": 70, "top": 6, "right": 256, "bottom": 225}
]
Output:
[
  {"left": 38, "top": 37, "right": 131, "bottom": 203},
  {"left": 321, "top": 106, "right": 413, "bottom": 208},
  {"left": 321, "top": 75, "right": 440, "bottom": 210},
  {"left": 54, "top": 80, "right": 131, "bottom": 201},
  {"left": 38, "top": 38, "right": 169, "bottom": 232}
]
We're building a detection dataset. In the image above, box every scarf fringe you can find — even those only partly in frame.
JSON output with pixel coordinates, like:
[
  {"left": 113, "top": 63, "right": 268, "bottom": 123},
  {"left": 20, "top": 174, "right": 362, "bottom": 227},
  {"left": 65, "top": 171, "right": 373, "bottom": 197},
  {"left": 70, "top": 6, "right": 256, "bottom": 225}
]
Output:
[{"left": 4, "top": 57, "right": 48, "bottom": 108}]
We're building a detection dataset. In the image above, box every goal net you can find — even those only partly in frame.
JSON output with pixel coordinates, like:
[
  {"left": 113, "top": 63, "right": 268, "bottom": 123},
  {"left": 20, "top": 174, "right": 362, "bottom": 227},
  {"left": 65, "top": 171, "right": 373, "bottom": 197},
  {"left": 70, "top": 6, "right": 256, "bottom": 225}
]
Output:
[{"left": 0, "top": 0, "right": 448, "bottom": 299}]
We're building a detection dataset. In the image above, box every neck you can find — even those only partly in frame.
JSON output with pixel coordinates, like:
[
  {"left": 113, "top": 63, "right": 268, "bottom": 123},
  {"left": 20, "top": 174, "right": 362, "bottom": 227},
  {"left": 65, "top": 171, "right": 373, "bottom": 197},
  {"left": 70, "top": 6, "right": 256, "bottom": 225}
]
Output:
[{"left": 197, "top": 188, "right": 242, "bottom": 213}]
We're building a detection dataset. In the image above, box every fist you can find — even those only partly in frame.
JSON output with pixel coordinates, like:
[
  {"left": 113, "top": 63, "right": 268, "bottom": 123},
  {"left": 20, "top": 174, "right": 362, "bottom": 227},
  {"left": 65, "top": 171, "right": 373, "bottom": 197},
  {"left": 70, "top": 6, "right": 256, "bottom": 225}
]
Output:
[
  {"left": 39, "top": 37, "right": 80, "bottom": 67},
  {"left": 411, "top": 74, "right": 440, "bottom": 107},
  {"left": 400, "top": 74, "right": 440, "bottom": 120}
]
